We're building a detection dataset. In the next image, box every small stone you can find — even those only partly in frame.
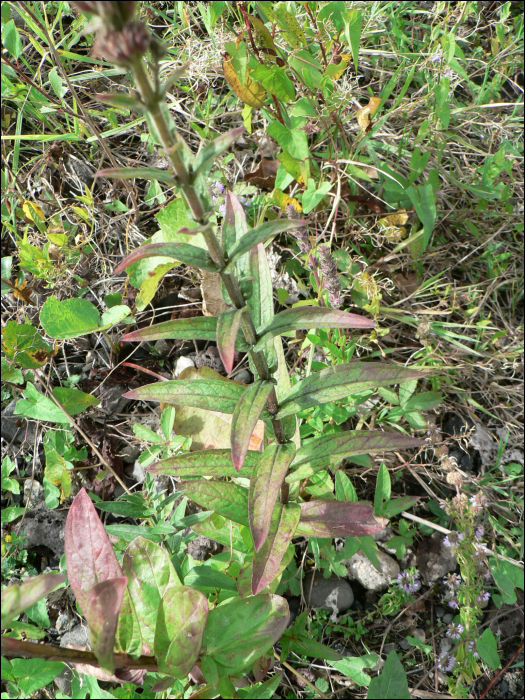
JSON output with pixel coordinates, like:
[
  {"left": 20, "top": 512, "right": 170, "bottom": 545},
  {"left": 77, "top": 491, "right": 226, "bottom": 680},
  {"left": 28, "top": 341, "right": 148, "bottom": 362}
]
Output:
[
  {"left": 154, "top": 339, "right": 170, "bottom": 356},
  {"left": 303, "top": 572, "right": 354, "bottom": 614},
  {"left": 55, "top": 613, "right": 69, "bottom": 634},
  {"left": 233, "top": 369, "right": 252, "bottom": 384},
  {"left": 120, "top": 444, "right": 141, "bottom": 464},
  {"left": 23, "top": 479, "right": 44, "bottom": 507},
  {"left": 415, "top": 532, "right": 457, "bottom": 584},
  {"left": 344, "top": 550, "right": 400, "bottom": 591},
  {"left": 384, "top": 643, "right": 397, "bottom": 654},
  {"left": 60, "top": 624, "right": 90, "bottom": 649},
  {"left": 54, "top": 667, "right": 73, "bottom": 696},
  {"left": 130, "top": 460, "right": 146, "bottom": 484},
  {"left": 174, "top": 355, "right": 195, "bottom": 378},
  {"left": 372, "top": 526, "right": 393, "bottom": 542},
  {"left": 435, "top": 606, "right": 445, "bottom": 618},
  {"left": 443, "top": 613, "right": 454, "bottom": 624},
  {"left": 411, "top": 628, "right": 426, "bottom": 644},
  {"left": 398, "top": 638, "right": 412, "bottom": 651},
  {"left": 185, "top": 535, "right": 222, "bottom": 561}
]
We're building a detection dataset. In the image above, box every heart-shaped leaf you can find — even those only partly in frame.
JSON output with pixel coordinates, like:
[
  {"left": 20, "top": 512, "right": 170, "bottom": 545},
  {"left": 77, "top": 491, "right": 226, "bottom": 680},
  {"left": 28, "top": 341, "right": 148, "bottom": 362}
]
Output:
[
  {"left": 254, "top": 307, "right": 375, "bottom": 351},
  {"left": 249, "top": 443, "right": 295, "bottom": 551},
  {"left": 295, "top": 500, "right": 386, "bottom": 538},
  {"left": 252, "top": 502, "right": 300, "bottom": 594},
  {"left": 231, "top": 381, "right": 274, "bottom": 471}
]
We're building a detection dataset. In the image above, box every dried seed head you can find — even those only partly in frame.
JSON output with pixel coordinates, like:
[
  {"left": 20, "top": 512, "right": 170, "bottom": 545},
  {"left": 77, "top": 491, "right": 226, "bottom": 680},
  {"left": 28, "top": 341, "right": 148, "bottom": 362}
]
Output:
[
  {"left": 71, "top": 1, "right": 136, "bottom": 30},
  {"left": 446, "top": 471, "right": 463, "bottom": 487},
  {"left": 94, "top": 21, "right": 151, "bottom": 66}
]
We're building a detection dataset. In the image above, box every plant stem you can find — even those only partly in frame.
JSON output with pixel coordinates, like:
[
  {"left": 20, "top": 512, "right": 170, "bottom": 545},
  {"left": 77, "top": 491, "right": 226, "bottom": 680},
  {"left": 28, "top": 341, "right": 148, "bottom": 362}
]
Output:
[{"left": 131, "top": 59, "right": 290, "bottom": 475}]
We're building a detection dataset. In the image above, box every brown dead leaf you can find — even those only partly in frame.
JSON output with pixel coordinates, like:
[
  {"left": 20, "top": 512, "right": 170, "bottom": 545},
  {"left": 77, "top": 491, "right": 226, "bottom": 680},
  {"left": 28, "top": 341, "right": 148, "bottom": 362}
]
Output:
[
  {"left": 201, "top": 270, "right": 228, "bottom": 317},
  {"left": 244, "top": 158, "right": 279, "bottom": 189},
  {"left": 394, "top": 272, "right": 420, "bottom": 295},
  {"left": 356, "top": 96, "right": 382, "bottom": 133}
]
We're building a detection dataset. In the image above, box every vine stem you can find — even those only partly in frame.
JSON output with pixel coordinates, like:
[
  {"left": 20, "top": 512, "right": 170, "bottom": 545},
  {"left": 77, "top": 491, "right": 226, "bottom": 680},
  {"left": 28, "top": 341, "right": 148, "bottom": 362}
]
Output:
[{"left": 130, "top": 59, "right": 290, "bottom": 484}]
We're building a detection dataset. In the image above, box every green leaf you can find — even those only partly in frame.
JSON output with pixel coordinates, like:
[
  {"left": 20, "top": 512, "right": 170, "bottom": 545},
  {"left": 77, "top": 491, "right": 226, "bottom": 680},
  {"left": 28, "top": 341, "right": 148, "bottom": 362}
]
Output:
[
  {"left": 96, "top": 167, "right": 177, "bottom": 183},
  {"left": 100, "top": 304, "right": 131, "bottom": 328},
  {"left": 123, "top": 537, "right": 181, "bottom": 651},
  {"left": 7, "top": 658, "right": 64, "bottom": 696},
  {"left": 40, "top": 296, "right": 100, "bottom": 339},
  {"left": 1, "top": 506, "right": 26, "bottom": 523},
  {"left": 345, "top": 10, "right": 363, "bottom": 73},
  {"left": 181, "top": 480, "right": 249, "bottom": 526},
  {"left": 225, "top": 219, "right": 307, "bottom": 271},
  {"left": 2, "top": 321, "right": 55, "bottom": 369},
  {"left": 250, "top": 63, "right": 296, "bottom": 101},
  {"left": 267, "top": 118, "right": 309, "bottom": 161},
  {"left": 114, "top": 241, "right": 216, "bottom": 274},
  {"left": 204, "top": 594, "right": 289, "bottom": 676},
  {"left": 330, "top": 653, "right": 379, "bottom": 687},
  {"left": 403, "top": 391, "right": 442, "bottom": 411},
  {"left": 124, "top": 378, "right": 251, "bottom": 415},
  {"left": 476, "top": 629, "right": 501, "bottom": 670},
  {"left": 287, "top": 431, "right": 425, "bottom": 482},
  {"left": 292, "top": 636, "right": 343, "bottom": 661},
  {"left": 231, "top": 381, "right": 273, "bottom": 471},
  {"left": 184, "top": 566, "right": 238, "bottom": 592},
  {"left": 406, "top": 184, "right": 436, "bottom": 251},
  {"left": 192, "top": 515, "right": 252, "bottom": 554},
  {"left": 52, "top": 387, "right": 100, "bottom": 415},
  {"left": 154, "top": 584, "right": 208, "bottom": 679},
  {"left": 1, "top": 574, "right": 65, "bottom": 628},
  {"left": 84, "top": 577, "right": 127, "bottom": 673},
  {"left": 123, "top": 315, "right": 250, "bottom": 350},
  {"left": 217, "top": 307, "right": 246, "bottom": 373},
  {"left": 277, "top": 363, "right": 424, "bottom": 419},
  {"left": 367, "top": 651, "right": 409, "bottom": 699},
  {"left": 146, "top": 448, "right": 258, "bottom": 479},
  {"left": 374, "top": 463, "right": 391, "bottom": 515},
  {"left": 302, "top": 179, "right": 332, "bottom": 214},
  {"left": 296, "top": 500, "right": 385, "bottom": 538},
  {"left": 15, "top": 383, "right": 69, "bottom": 423},
  {"left": 249, "top": 443, "right": 296, "bottom": 551},
  {"left": 3, "top": 20, "right": 23, "bottom": 59},
  {"left": 193, "top": 127, "right": 245, "bottom": 174},
  {"left": 252, "top": 502, "right": 301, "bottom": 594},
  {"left": 382, "top": 496, "right": 419, "bottom": 518},
  {"left": 335, "top": 471, "right": 358, "bottom": 501},
  {"left": 1, "top": 357, "right": 23, "bottom": 384},
  {"left": 1, "top": 456, "right": 19, "bottom": 494},
  {"left": 255, "top": 307, "right": 375, "bottom": 351}
]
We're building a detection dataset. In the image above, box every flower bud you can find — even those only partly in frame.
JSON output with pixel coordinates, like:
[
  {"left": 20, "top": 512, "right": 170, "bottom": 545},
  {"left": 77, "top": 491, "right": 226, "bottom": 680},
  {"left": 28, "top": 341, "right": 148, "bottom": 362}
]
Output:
[
  {"left": 71, "top": 1, "right": 136, "bottom": 31},
  {"left": 94, "top": 20, "right": 151, "bottom": 66}
]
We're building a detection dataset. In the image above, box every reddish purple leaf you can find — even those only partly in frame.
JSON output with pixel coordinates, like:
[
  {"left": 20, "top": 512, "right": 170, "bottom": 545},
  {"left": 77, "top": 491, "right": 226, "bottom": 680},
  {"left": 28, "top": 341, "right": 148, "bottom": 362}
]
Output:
[
  {"left": 252, "top": 502, "right": 301, "bottom": 595},
  {"left": 85, "top": 577, "right": 128, "bottom": 673},
  {"left": 295, "top": 500, "right": 387, "bottom": 538},
  {"left": 65, "top": 489, "right": 124, "bottom": 616},
  {"left": 216, "top": 307, "right": 246, "bottom": 374},
  {"left": 249, "top": 443, "right": 295, "bottom": 551},
  {"left": 231, "top": 381, "right": 273, "bottom": 472}
]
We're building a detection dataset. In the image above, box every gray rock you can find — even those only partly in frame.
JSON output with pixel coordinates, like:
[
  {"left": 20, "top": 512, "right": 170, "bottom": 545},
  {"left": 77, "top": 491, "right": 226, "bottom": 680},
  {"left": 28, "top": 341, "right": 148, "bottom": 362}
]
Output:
[
  {"left": 344, "top": 550, "right": 400, "bottom": 591},
  {"left": 174, "top": 355, "right": 195, "bottom": 378},
  {"left": 55, "top": 613, "right": 70, "bottom": 634},
  {"left": 17, "top": 503, "right": 67, "bottom": 557},
  {"left": 398, "top": 638, "right": 412, "bottom": 651},
  {"left": 470, "top": 422, "right": 496, "bottom": 466},
  {"left": 130, "top": 460, "right": 146, "bottom": 484},
  {"left": 60, "top": 624, "right": 90, "bottom": 649},
  {"left": 186, "top": 535, "right": 222, "bottom": 561},
  {"left": 410, "top": 628, "right": 426, "bottom": 644},
  {"left": 154, "top": 339, "right": 170, "bottom": 357},
  {"left": 233, "top": 369, "right": 252, "bottom": 384},
  {"left": 372, "top": 527, "right": 393, "bottom": 542},
  {"left": 1, "top": 400, "right": 37, "bottom": 446},
  {"left": 303, "top": 572, "right": 354, "bottom": 614},
  {"left": 23, "top": 479, "right": 44, "bottom": 508},
  {"left": 443, "top": 613, "right": 454, "bottom": 624},
  {"left": 54, "top": 667, "right": 73, "bottom": 696},
  {"left": 435, "top": 606, "right": 445, "bottom": 618},
  {"left": 383, "top": 643, "right": 397, "bottom": 655},
  {"left": 120, "top": 444, "right": 141, "bottom": 464},
  {"left": 98, "top": 384, "right": 132, "bottom": 415}
]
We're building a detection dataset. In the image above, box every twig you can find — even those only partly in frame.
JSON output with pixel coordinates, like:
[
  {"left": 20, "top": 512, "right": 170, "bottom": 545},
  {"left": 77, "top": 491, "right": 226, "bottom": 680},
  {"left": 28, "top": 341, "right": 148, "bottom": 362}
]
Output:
[
  {"left": 274, "top": 651, "right": 328, "bottom": 699},
  {"left": 478, "top": 640, "right": 524, "bottom": 700}
]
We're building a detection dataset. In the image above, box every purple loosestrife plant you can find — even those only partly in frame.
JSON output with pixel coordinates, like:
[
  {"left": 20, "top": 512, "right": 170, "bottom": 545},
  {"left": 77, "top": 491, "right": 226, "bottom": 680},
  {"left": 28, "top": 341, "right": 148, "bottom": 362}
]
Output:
[{"left": 1, "top": 2, "right": 430, "bottom": 688}]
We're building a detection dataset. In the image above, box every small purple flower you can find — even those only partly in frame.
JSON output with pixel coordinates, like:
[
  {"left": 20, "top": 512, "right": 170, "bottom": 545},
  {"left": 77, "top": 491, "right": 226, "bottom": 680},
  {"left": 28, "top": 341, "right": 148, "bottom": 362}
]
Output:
[
  {"left": 446, "top": 623, "right": 464, "bottom": 640},
  {"left": 218, "top": 203, "right": 226, "bottom": 216},
  {"left": 430, "top": 49, "right": 443, "bottom": 63},
  {"left": 443, "top": 573, "right": 462, "bottom": 589},
  {"left": 396, "top": 569, "right": 421, "bottom": 595},
  {"left": 437, "top": 652, "right": 455, "bottom": 672},
  {"left": 443, "top": 531, "right": 463, "bottom": 549},
  {"left": 476, "top": 591, "right": 490, "bottom": 605},
  {"left": 447, "top": 598, "right": 459, "bottom": 609},
  {"left": 475, "top": 525, "right": 484, "bottom": 540},
  {"left": 467, "top": 641, "right": 479, "bottom": 658}
]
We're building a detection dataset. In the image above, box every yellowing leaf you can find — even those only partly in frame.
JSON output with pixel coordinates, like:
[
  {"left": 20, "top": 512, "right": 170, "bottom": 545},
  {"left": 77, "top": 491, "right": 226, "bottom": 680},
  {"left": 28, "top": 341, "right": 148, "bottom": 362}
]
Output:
[
  {"left": 272, "top": 189, "right": 302, "bottom": 212},
  {"left": 378, "top": 210, "right": 408, "bottom": 242},
  {"left": 23, "top": 201, "right": 45, "bottom": 223},
  {"left": 355, "top": 96, "right": 382, "bottom": 133},
  {"left": 223, "top": 53, "right": 266, "bottom": 108}
]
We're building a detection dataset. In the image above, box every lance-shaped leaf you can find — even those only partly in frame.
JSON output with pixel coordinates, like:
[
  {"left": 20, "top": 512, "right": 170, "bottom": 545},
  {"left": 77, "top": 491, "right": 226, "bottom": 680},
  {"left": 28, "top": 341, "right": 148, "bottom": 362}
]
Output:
[
  {"left": 249, "top": 443, "right": 295, "bottom": 551},
  {"left": 113, "top": 242, "right": 217, "bottom": 275},
  {"left": 65, "top": 488, "right": 124, "bottom": 615},
  {"left": 113, "top": 587, "right": 142, "bottom": 658},
  {"left": 180, "top": 480, "right": 249, "bottom": 527},
  {"left": 295, "top": 500, "right": 387, "bottom": 538},
  {"left": 193, "top": 127, "right": 245, "bottom": 175},
  {"left": 286, "top": 431, "right": 426, "bottom": 482},
  {"left": 254, "top": 307, "right": 375, "bottom": 351},
  {"left": 154, "top": 584, "right": 208, "bottom": 679},
  {"left": 217, "top": 307, "right": 246, "bottom": 373},
  {"left": 97, "top": 167, "right": 176, "bottom": 183},
  {"left": 238, "top": 543, "right": 294, "bottom": 598},
  {"left": 204, "top": 594, "right": 289, "bottom": 676},
  {"left": 96, "top": 92, "right": 145, "bottom": 110},
  {"left": 124, "top": 379, "right": 259, "bottom": 415},
  {"left": 122, "top": 315, "right": 249, "bottom": 350},
  {"left": 1, "top": 574, "right": 65, "bottom": 628},
  {"left": 122, "top": 537, "right": 180, "bottom": 651},
  {"left": 276, "top": 363, "right": 426, "bottom": 419},
  {"left": 85, "top": 577, "right": 128, "bottom": 673},
  {"left": 146, "top": 448, "right": 259, "bottom": 479},
  {"left": 224, "top": 219, "right": 308, "bottom": 271},
  {"left": 231, "top": 381, "right": 274, "bottom": 471},
  {"left": 252, "top": 502, "right": 301, "bottom": 595}
]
